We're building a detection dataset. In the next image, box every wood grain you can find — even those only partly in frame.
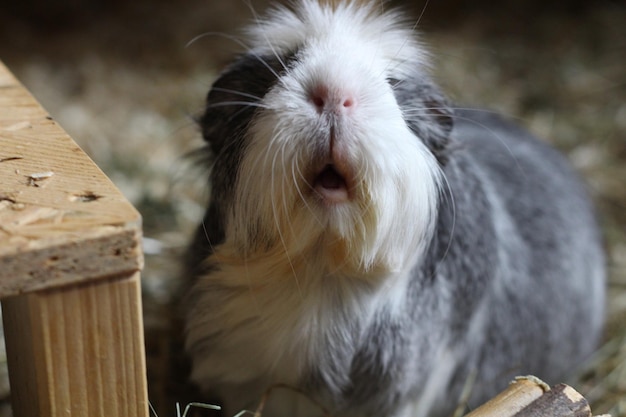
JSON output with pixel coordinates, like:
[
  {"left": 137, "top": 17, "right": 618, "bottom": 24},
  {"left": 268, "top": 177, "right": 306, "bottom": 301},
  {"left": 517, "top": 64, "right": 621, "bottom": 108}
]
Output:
[
  {"left": 2, "top": 272, "right": 148, "bottom": 417},
  {"left": 0, "top": 60, "right": 142, "bottom": 296}
]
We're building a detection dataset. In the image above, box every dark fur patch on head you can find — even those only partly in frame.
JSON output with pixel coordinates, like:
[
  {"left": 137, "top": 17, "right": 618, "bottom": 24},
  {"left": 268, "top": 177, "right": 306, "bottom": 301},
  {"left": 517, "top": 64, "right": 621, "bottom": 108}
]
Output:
[
  {"left": 198, "top": 51, "right": 300, "bottom": 200},
  {"left": 392, "top": 77, "right": 454, "bottom": 165},
  {"left": 200, "top": 54, "right": 284, "bottom": 186}
]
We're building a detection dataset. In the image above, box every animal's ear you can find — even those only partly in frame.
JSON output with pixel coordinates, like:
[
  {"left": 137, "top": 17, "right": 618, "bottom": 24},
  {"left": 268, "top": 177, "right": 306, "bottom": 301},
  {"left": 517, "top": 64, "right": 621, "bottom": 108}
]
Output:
[
  {"left": 197, "top": 60, "right": 258, "bottom": 155},
  {"left": 394, "top": 78, "right": 454, "bottom": 165},
  {"left": 198, "top": 53, "right": 286, "bottom": 155}
]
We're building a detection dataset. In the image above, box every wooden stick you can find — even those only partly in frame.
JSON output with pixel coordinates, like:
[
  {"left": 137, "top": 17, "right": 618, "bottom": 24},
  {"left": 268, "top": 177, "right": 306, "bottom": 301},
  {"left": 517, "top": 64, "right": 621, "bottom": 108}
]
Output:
[
  {"left": 514, "top": 383, "right": 591, "bottom": 417},
  {"left": 464, "top": 377, "right": 548, "bottom": 417},
  {"left": 464, "top": 376, "right": 608, "bottom": 417}
]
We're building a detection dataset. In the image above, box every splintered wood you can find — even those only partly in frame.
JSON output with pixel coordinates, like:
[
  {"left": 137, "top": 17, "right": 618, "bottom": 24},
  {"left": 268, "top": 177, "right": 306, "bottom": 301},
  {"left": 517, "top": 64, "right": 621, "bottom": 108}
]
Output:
[
  {"left": 0, "top": 60, "right": 148, "bottom": 417},
  {"left": 465, "top": 376, "right": 610, "bottom": 417}
]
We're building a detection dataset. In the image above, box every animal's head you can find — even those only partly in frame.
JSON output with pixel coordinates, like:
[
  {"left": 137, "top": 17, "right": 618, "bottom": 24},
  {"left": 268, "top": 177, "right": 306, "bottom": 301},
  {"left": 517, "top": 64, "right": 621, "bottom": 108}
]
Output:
[{"left": 199, "top": 0, "right": 452, "bottom": 277}]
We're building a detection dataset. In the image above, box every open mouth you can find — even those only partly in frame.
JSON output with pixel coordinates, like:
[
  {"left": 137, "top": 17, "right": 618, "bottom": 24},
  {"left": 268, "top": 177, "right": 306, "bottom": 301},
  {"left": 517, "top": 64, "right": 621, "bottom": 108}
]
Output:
[{"left": 313, "top": 164, "right": 350, "bottom": 203}]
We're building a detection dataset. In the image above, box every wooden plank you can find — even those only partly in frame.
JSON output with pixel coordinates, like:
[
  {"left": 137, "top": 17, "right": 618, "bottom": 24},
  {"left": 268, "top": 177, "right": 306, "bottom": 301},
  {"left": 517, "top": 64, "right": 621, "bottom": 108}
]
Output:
[
  {"left": 2, "top": 272, "right": 149, "bottom": 417},
  {"left": 0, "top": 60, "right": 142, "bottom": 296},
  {"left": 0, "top": 60, "right": 148, "bottom": 417}
]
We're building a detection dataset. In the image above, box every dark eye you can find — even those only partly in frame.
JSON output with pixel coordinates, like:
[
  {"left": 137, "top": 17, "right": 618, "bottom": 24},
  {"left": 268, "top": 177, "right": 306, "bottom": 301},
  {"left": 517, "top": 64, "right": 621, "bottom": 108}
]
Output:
[{"left": 386, "top": 77, "right": 401, "bottom": 88}]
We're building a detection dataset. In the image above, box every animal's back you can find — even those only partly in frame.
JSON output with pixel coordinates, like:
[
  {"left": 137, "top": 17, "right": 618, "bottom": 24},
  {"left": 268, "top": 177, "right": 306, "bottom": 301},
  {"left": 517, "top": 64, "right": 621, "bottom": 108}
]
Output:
[{"left": 428, "top": 109, "right": 606, "bottom": 411}]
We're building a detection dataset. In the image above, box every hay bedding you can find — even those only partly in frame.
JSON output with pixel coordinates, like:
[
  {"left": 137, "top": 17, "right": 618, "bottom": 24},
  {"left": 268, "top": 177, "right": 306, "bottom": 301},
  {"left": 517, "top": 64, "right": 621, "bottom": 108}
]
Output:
[{"left": 0, "top": 0, "right": 624, "bottom": 415}]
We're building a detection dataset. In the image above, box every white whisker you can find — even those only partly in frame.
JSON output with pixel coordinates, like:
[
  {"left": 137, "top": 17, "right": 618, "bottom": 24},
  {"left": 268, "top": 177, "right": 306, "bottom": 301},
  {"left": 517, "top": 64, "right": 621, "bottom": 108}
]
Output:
[
  {"left": 401, "top": 108, "right": 525, "bottom": 175},
  {"left": 380, "top": 0, "right": 431, "bottom": 79},
  {"left": 245, "top": 0, "right": 289, "bottom": 72},
  {"left": 211, "top": 87, "right": 264, "bottom": 102},
  {"left": 206, "top": 101, "right": 268, "bottom": 109},
  {"left": 187, "top": 31, "right": 282, "bottom": 80}
]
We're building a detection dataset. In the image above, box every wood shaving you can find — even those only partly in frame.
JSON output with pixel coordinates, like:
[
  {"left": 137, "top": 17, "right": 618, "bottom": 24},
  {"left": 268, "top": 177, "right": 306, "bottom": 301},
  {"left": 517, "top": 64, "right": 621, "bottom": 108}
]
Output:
[{"left": 26, "top": 171, "right": 54, "bottom": 187}]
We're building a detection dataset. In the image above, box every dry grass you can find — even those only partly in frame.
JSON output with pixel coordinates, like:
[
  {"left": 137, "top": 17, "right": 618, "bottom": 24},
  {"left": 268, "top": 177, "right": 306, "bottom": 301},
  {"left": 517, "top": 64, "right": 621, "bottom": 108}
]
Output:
[{"left": 0, "top": 1, "right": 624, "bottom": 416}]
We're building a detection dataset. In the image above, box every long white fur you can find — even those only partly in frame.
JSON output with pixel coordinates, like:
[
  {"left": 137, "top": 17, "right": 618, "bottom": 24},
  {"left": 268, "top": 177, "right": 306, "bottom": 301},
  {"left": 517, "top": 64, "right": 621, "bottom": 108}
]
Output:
[{"left": 186, "top": 1, "right": 442, "bottom": 415}]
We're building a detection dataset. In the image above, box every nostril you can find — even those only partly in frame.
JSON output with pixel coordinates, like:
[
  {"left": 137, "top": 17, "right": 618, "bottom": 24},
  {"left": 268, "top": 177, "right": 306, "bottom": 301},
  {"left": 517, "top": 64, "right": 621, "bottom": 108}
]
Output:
[
  {"left": 310, "top": 85, "right": 355, "bottom": 113},
  {"left": 310, "top": 85, "right": 328, "bottom": 112},
  {"left": 312, "top": 95, "right": 325, "bottom": 109}
]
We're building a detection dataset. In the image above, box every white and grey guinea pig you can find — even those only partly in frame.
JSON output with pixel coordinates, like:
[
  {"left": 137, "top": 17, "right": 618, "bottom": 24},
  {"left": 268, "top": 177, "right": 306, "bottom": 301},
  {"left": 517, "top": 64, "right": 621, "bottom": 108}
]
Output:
[{"left": 182, "top": 1, "right": 606, "bottom": 416}]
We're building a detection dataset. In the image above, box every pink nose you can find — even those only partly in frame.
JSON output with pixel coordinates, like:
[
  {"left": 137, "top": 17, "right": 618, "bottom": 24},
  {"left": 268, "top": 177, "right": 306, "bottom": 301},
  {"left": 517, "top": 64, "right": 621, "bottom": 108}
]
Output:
[{"left": 310, "top": 85, "right": 355, "bottom": 114}]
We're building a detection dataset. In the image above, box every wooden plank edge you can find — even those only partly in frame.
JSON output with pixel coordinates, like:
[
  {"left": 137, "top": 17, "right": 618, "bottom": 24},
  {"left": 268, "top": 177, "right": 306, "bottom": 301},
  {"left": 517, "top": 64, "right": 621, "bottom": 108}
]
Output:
[{"left": 0, "top": 225, "right": 143, "bottom": 298}]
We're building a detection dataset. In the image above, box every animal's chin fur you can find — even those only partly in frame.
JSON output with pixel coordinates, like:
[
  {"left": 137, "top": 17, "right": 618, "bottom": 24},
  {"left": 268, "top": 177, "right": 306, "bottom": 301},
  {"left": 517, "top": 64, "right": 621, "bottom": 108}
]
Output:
[{"left": 226, "top": 113, "right": 441, "bottom": 278}]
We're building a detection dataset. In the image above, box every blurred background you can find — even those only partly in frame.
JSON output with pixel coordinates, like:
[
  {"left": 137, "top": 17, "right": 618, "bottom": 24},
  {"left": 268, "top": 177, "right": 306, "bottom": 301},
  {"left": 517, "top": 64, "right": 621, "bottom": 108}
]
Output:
[{"left": 0, "top": 0, "right": 624, "bottom": 416}]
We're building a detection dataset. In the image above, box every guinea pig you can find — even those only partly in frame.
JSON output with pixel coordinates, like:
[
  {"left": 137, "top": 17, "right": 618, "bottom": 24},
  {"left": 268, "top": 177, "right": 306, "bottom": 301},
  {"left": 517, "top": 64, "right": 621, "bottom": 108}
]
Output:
[{"left": 182, "top": 1, "right": 606, "bottom": 416}]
